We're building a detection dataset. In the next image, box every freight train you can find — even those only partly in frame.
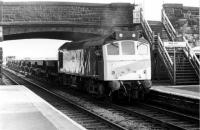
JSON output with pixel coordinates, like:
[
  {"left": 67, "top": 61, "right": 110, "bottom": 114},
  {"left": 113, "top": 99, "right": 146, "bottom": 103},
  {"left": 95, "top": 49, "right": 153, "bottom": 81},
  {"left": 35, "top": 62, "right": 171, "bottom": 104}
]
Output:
[
  {"left": 6, "top": 31, "right": 152, "bottom": 100},
  {"left": 6, "top": 59, "right": 58, "bottom": 81}
]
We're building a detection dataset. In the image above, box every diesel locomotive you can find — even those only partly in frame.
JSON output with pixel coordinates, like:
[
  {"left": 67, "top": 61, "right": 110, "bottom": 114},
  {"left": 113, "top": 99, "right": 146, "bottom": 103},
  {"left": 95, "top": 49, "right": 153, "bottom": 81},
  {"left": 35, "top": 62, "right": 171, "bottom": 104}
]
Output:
[
  {"left": 6, "top": 31, "right": 152, "bottom": 100},
  {"left": 58, "top": 31, "right": 151, "bottom": 99}
]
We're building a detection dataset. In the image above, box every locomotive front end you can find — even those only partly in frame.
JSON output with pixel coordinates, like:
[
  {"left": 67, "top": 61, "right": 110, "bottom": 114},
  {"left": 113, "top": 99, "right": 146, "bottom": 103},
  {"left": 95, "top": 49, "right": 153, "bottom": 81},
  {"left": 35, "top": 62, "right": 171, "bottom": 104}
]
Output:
[
  {"left": 102, "top": 31, "right": 151, "bottom": 99},
  {"left": 103, "top": 40, "right": 151, "bottom": 81},
  {"left": 103, "top": 32, "right": 151, "bottom": 81}
]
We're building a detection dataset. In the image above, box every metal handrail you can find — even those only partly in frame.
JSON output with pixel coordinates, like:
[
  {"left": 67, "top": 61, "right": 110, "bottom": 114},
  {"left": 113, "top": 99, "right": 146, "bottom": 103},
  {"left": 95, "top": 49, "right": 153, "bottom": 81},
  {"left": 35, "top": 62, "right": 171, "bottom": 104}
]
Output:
[
  {"left": 161, "top": 9, "right": 177, "bottom": 41},
  {"left": 162, "top": 8, "right": 200, "bottom": 82},
  {"left": 139, "top": 8, "right": 174, "bottom": 83},
  {"left": 157, "top": 35, "right": 174, "bottom": 82},
  {"left": 140, "top": 8, "right": 154, "bottom": 44},
  {"left": 158, "top": 36, "right": 173, "bottom": 65},
  {"left": 183, "top": 37, "right": 200, "bottom": 78}
]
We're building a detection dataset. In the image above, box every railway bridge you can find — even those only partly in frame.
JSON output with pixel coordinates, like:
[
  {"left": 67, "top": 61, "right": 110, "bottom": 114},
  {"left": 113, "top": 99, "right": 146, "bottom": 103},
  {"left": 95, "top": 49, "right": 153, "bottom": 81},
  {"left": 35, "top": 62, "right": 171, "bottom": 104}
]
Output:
[{"left": 0, "top": 1, "right": 137, "bottom": 41}]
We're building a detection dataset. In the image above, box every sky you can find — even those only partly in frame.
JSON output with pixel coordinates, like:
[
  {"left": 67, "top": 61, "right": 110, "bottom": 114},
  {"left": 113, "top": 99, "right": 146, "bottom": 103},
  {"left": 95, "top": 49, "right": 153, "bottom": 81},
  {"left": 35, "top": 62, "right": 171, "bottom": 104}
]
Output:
[{"left": 0, "top": 0, "right": 199, "bottom": 60}]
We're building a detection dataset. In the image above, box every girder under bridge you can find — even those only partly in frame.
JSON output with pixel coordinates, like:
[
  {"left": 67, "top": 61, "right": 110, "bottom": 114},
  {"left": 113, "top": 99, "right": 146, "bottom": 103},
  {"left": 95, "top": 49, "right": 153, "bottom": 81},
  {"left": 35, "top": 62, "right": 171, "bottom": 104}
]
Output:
[{"left": 0, "top": 1, "right": 137, "bottom": 41}]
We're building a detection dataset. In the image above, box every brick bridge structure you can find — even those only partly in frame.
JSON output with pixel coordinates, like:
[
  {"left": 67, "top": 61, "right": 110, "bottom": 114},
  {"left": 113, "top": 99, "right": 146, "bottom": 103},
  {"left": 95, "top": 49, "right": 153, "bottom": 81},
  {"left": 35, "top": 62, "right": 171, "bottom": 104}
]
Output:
[{"left": 0, "top": 1, "right": 138, "bottom": 41}]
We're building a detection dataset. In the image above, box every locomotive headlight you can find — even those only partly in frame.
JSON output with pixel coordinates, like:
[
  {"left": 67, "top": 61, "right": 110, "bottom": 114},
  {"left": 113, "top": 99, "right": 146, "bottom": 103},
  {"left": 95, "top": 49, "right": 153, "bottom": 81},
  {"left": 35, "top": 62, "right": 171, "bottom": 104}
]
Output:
[
  {"left": 119, "top": 33, "right": 123, "bottom": 37},
  {"left": 132, "top": 33, "right": 136, "bottom": 37}
]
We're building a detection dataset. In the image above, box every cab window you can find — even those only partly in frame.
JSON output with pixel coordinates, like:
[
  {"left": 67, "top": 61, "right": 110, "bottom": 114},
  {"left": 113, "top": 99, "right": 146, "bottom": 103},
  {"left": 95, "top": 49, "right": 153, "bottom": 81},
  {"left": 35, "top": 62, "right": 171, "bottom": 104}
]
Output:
[
  {"left": 121, "top": 41, "right": 135, "bottom": 55},
  {"left": 107, "top": 43, "right": 119, "bottom": 55},
  {"left": 137, "top": 44, "right": 148, "bottom": 55}
]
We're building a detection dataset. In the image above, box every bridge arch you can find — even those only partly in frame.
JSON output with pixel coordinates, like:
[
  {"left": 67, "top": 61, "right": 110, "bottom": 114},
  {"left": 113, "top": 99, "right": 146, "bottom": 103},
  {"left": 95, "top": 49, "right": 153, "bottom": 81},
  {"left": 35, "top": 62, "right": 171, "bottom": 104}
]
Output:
[{"left": 0, "top": 1, "right": 135, "bottom": 41}]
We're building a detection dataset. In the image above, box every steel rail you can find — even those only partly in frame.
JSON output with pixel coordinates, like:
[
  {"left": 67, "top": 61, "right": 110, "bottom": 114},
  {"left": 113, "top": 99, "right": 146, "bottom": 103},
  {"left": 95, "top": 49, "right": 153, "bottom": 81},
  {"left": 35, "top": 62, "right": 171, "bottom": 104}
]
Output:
[
  {"left": 3, "top": 69, "right": 127, "bottom": 130},
  {"left": 3, "top": 68, "right": 199, "bottom": 130},
  {"left": 111, "top": 102, "right": 199, "bottom": 130}
]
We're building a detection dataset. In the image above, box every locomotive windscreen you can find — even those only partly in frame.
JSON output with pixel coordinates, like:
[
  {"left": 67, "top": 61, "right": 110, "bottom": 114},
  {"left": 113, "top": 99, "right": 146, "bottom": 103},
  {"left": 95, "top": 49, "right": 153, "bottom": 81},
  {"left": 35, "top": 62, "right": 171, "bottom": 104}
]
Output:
[
  {"left": 107, "top": 41, "right": 136, "bottom": 55},
  {"left": 121, "top": 41, "right": 135, "bottom": 55},
  {"left": 107, "top": 43, "right": 119, "bottom": 55}
]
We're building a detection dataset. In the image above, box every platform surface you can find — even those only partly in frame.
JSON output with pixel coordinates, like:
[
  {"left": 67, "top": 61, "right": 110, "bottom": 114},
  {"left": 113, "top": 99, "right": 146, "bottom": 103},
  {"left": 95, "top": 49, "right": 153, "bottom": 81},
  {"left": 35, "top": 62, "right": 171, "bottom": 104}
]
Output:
[
  {"left": 0, "top": 85, "right": 86, "bottom": 130},
  {"left": 151, "top": 84, "right": 200, "bottom": 100}
]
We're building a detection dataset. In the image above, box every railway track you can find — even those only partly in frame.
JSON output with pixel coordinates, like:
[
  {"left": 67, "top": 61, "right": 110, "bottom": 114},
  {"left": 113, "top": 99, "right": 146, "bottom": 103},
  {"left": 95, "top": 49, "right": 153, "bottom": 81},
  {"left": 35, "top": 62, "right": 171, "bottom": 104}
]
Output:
[
  {"left": 3, "top": 68, "right": 200, "bottom": 130},
  {"left": 3, "top": 69, "right": 126, "bottom": 130},
  {"left": 112, "top": 103, "right": 200, "bottom": 130}
]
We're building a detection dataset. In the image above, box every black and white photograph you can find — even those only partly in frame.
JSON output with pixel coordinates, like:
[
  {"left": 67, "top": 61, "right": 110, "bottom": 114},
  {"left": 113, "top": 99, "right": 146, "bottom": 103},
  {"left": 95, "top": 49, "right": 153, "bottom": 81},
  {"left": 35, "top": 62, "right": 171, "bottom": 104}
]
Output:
[{"left": 0, "top": 0, "right": 199, "bottom": 129}]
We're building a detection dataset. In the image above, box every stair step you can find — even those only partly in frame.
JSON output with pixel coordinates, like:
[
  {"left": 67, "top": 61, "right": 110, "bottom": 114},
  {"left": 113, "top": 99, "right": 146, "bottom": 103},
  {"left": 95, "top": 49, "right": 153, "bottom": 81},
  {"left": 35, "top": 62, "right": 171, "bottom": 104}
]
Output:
[
  {"left": 176, "top": 64, "right": 192, "bottom": 66},
  {"left": 176, "top": 73, "right": 196, "bottom": 75},
  {"left": 170, "top": 58, "right": 188, "bottom": 60},
  {"left": 176, "top": 82, "right": 199, "bottom": 85},
  {"left": 176, "top": 68, "right": 193, "bottom": 70},
  {"left": 167, "top": 50, "right": 183, "bottom": 52},
  {"left": 176, "top": 78, "right": 199, "bottom": 81},
  {"left": 176, "top": 76, "right": 197, "bottom": 78},
  {"left": 167, "top": 50, "right": 184, "bottom": 52},
  {"left": 175, "top": 63, "right": 190, "bottom": 65},
  {"left": 169, "top": 55, "right": 186, "bottom": 57},
  {"left": 176, "top": 65, "right": 193, "bottom": 67},
  {"left": 175, "top": 63, "right": 191, "bottom": 65},
  {"left": 176, "top": 76, "right": 198, "bottom": 79},
  {"left": 176, "top": 70, "right": 195, "bottom": 72},
  {"left": 176, "top": 69, "right": 194, "bottom": 71},
  {"left": 176, "top": 73, "right": 196, "bottom": 76},
  {"left": 176, "top": 69, "right": 195, "bottom": 72},
  {"left": 176, "top": 80, "right": 199, "bottom": 82}
]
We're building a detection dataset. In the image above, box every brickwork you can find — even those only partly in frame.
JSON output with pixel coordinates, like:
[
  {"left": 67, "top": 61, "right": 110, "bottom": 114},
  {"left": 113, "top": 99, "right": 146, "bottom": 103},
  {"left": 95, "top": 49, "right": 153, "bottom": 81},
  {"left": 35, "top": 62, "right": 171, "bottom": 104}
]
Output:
[
  {"left": 163, "top": 4, "right": 199, "bottom": 47},
  {"left": 0, "top": 2, "right": 136, "bottom": 40},
  {"left": 1, "top": 2, "right": 134, "bottom": 26}
]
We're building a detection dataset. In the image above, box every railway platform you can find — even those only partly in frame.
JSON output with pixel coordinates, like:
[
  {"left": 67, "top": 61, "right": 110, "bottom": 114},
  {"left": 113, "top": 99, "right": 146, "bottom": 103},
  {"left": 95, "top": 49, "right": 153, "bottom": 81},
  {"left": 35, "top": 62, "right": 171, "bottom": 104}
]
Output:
[
  {"left": 0, "top": 85, "right": 86, "bottom": 130},
  {"left": 151, "top": 84, "right": 200, "bottom": 100}
]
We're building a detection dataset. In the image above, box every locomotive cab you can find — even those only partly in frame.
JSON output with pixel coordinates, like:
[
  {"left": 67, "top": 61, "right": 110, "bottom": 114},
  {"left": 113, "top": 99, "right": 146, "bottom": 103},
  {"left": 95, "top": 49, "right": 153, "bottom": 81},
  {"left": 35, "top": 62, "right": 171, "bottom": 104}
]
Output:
[
  {"left": 103, "top": 33, "right": 151, "bottom": 81},
  {"left": 102, "top": 32, "right": 151, "bottom": 99}
]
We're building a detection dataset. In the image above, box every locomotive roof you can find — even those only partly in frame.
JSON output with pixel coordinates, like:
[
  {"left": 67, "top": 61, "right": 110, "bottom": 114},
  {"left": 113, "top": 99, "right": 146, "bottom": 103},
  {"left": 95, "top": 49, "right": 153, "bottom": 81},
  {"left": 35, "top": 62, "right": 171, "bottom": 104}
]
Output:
[{"left": 59, "top": 36, "right": 111, "bottom": 50}]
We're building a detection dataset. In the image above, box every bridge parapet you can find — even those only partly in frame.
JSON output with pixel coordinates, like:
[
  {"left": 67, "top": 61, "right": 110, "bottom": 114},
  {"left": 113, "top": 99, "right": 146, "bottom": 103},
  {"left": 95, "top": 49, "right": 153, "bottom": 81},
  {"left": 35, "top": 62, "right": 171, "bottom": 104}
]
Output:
[
  {"left": 0, "top": 2, "right": 134, "bottom": 27},
  {"left": 0, "top": 2, "right": 137, "bottom": 41}
]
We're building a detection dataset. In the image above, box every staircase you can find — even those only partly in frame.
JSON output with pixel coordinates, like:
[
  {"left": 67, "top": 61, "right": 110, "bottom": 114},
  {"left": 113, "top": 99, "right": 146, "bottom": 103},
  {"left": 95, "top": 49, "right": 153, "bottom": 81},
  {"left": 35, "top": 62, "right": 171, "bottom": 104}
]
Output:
[
  {"left": 148, "top": 21, "right": 170, "bottom": 49},
  {"left": 139, "top": 8, "right": 199, "bottom": 85},
  {"left": 166, "top": 47, "right": 199, "bottom": 85},
  {"left": 148, "top": 21, "right": 170, "bottom": 41},
  {"left": 148, "top": 21, "right": 171, "bottom": 83}
]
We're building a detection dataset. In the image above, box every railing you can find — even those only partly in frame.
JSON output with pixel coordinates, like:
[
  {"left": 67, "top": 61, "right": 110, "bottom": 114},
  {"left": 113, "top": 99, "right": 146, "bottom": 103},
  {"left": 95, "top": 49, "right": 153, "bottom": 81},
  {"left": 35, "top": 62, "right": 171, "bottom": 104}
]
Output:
[
  {"left": 161, "top": 9, "right": 177, "bottom": 41},
  {"left": 140, "top": 8, "right": 154, "bottom": 45},
  {"left": 157, "top": 35, "right": 174, "bottom": 83},
  {"left": 183, "top": 37, "right": 200, "bottom": 79},
  {"left": 139, "top": 8, "right": 175, "bottom": 83},
  {"left": 162, "top": 8, "right": 200, "bottom": 82}
]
